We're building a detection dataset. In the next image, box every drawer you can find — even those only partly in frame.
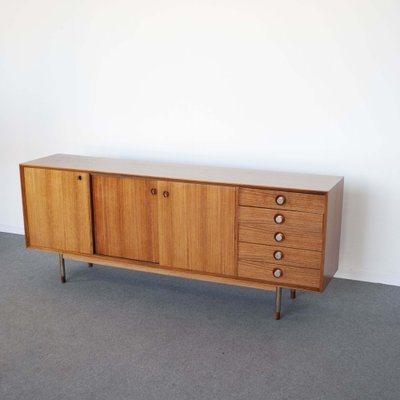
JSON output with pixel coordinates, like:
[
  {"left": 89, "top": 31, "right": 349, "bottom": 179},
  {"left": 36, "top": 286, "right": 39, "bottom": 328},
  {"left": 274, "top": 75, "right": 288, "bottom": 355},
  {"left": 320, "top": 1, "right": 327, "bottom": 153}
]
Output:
[
  {"left": 238, "top": 206, "right": 323, "bottom": 234},
  {"left": 239, "top": 242, "right": 322, "bottom": 269},
  {"left": 239, "top": 188, "right": 325, "bottom": 214},
  {"left": 239, "top": 224, "right": 323, "bottom": 251},
  {"left": 238, "top": 260, "right": 320, "bottom": 289}
]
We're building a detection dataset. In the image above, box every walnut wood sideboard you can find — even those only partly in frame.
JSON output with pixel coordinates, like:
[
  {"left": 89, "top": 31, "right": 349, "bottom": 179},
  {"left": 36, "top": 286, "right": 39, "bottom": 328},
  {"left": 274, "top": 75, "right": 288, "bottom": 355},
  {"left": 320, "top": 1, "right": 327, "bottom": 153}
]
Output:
[{"left": 20, "top": 154, "right": 344, "bottom": 319}]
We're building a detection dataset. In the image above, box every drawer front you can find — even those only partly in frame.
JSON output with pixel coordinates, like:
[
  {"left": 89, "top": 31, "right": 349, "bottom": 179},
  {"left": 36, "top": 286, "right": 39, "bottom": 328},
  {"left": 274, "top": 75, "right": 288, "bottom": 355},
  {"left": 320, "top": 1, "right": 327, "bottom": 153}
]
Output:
[
  {"left": 239, "top": 224, "right": 323, "bottom": 251},
  {"left": 239, "top": 242, "right": 322, "bottom": 269},
  {"left": 238, "top": 260, "right": 320, "bottom": 289},
  {"left": 238, "top": 206, "right": 323, "bottom": 234},
  {"left": 239, "top": 188, "right": 325, "bottom": 214}
]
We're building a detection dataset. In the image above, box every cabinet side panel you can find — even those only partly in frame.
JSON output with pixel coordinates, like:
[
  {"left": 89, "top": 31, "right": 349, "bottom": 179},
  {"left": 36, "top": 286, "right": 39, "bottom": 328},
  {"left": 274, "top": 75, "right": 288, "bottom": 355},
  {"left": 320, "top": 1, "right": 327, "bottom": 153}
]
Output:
[
  {"left": 322, "top": 179, "right": 344, "bottom": 290},
  {"left": 23, "top": 168, "right": 65, "bottom": 250},
  {"left": 20, "top": 165, "right": 30, "bottom": 246}
]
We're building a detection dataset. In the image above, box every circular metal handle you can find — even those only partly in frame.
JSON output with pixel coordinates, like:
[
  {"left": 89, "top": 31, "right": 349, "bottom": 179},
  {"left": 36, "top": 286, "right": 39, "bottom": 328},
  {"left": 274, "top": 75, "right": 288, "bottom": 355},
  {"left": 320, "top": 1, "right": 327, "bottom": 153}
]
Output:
[
  {"left": 274, "top": 232, "right": 284, "bottom": 242},
  {"left": 150, "top": 188, "right": 157, "bottom": 195},
  {"left": 274, "top": 251, "right": 283, "bottom": 260},
  {"left": 274, "top": 214, "right": 285, "bottom": 224},
  {"left": 273, "top": 268, "right": 283, "bottom": 278},
  {"left": 163, "top": 191, "right": 169, "bottom": 198},
  {"left": 276, "top": 195, "right": 286, "bottom": 205}
]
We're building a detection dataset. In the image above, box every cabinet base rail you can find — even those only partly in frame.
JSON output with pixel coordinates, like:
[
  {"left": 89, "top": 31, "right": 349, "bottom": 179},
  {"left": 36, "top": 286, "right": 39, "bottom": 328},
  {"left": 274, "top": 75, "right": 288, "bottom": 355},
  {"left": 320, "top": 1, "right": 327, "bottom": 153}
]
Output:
[{"left": 58, "top": 253, "right": 298, "bottom": 320}]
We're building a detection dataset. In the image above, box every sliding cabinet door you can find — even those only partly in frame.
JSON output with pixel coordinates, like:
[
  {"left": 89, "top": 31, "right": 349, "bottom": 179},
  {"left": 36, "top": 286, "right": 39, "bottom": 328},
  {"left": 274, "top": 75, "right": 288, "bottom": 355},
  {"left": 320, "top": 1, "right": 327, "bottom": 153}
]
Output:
[
  {"left": 92, "top": 175, "right": 159, "bottom": 263},
  {"left": 22, "top": 167, "right": 93, "bottom": 254},
  {"left": 158, "top": 181, "right": 236, "bottom": 276}
]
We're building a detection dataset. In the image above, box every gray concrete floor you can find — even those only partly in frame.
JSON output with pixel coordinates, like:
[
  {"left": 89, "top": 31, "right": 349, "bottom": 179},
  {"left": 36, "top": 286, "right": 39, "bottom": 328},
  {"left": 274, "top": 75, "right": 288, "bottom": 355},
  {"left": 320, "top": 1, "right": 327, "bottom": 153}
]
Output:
[{"left": 1, "top": 232, "right": 399, "bottom": 400}]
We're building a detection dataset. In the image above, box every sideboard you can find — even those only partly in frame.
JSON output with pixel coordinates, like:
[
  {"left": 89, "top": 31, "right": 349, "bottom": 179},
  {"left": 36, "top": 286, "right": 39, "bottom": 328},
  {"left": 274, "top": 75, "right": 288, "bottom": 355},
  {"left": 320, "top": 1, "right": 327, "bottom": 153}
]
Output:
[{"left": 20, "top": 154, "right": 344, "bottom": 319}]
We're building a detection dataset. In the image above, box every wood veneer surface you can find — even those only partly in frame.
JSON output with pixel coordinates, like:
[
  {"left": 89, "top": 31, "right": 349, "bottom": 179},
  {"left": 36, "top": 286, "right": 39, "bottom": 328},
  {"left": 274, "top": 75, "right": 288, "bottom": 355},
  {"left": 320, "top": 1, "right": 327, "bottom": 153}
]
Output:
[
  {"left": 158, "top": 181, "right": 236, "bottom": 275},
  {"left": 238, "top": 206, "right": 324, "bottom": 234},
  {"left": 238, "top": 260, "right": 320, "bottom": 290},
  {"left": 92, "top": 175, "right": 159, "bottom": 263},
  {"left": 239, "top": 242, "right": 322, "bottom": 270},
  {"left": 23, "top": 167, "right": 92, "bottom": 254},
  {"left": 21, "top": 154, "right": 343, "bottom": 192},
  {"left": 321, "top": 180, "right": 344, "bottom": 289},
  {"left": 239, "top": 188, "right": 325, "bottom": 214},
  {"left": 239, "top": 224, "right": 323, "bottom": 251}
]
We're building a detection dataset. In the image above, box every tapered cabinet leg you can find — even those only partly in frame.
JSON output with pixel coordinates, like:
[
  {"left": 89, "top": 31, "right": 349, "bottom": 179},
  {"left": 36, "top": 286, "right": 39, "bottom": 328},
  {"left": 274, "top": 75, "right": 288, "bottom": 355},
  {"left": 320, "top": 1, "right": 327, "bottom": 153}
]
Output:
[
  {"left": 59, "top": 254, "right": 66, "bottom": 283},
  {"left": 275, "top": 287, "right": 282, "bottom": 320},
  {"left": 290, "top": 289, "right": 296, "bottom": 299},
  {"left": 88, "top": 263, "right": 93, "bottom": 268}
]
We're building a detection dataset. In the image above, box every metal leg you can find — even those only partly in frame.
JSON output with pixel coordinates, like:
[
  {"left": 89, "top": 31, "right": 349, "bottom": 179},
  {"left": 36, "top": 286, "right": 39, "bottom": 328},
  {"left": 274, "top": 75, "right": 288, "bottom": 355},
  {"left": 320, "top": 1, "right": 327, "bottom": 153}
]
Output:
[
  {"left": 290, "top": 289, "right": 296, "bottom": 299},
  {"left": 88, "top": 263, "right": 93, "bottom": 268},
  {"left": 59, "top": 254, "right": 66, "bottom": 283},
  {"left": 275, "top": 287, "right": 282, "bottom": 320}
]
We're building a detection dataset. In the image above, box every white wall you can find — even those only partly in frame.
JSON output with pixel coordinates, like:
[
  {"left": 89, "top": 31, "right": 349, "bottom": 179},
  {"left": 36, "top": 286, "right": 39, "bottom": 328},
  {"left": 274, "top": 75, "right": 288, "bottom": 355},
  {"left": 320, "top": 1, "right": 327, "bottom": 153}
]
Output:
[{"left": 1, "top": 0, "right": 400, "bottom": 285}]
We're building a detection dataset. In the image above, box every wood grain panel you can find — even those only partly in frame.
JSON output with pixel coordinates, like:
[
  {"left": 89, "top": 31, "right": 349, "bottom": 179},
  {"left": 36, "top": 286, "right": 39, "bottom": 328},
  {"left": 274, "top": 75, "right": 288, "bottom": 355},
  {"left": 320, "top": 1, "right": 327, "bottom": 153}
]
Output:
[
  {"left": 62, "top": 172, "right": 93, "bottom": 253},
  {"left": 239, "top": 242, "right": 322, "bottom": 269},
  {"left": 239, "top": 224, "right": 323, "bottom": 251},
  {"left": 238, "top": 260, "right": 320, "bottom": 290},
  {"left": 158, "top": 181, "right": 236, "bottom": 275},
  {"left": 321, "top": 180, "right": 344, "bottom": 290},
  {"left": 92, "top": 175, "right": 159, "bottom": 263},
  {"left": 239, "top": 188, "right": 325, "bottom": 214},
  {"left": 23, "top": 167, "right": 92, "bottom": 253},
  {"left": 19, "top": 165, "right": 30, "bottom": 246},
  {"left": 21, "top": 154, "right": 344, "bottom": 193},
  {"left": 238, "top": 206, "right": 323, "bottom": 234}
]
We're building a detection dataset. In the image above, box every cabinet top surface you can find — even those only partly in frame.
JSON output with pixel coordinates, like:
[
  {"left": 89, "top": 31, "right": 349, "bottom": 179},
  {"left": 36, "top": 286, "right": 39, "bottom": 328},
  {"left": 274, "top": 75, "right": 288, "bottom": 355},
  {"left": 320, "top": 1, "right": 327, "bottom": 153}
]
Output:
[{"left": 21, "top": 154, "right": 343, "bottom": 192}]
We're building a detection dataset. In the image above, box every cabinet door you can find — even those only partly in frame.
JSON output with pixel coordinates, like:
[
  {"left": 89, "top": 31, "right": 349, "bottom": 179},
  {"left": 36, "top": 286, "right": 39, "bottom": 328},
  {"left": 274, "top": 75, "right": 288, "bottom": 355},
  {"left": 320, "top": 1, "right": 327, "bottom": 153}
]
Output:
[
  {"left": 22, "top": 167, "right": 93, "bottom": 254},
  {"left": 158, "top": 181, "right": 236, "bottom": 276},
  {"left": 92, "top": 175, "right": 159, "bottom": 263}
]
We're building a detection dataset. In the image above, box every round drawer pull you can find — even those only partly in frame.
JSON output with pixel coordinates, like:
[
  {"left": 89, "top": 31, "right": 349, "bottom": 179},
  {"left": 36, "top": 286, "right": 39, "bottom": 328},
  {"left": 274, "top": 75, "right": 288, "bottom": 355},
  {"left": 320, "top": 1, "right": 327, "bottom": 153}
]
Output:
[
  {"left": 274, "top": 214, "right": 285, "bottom": 224},
  {"left": 150, "top": 188, "right": 157, "bottom": 195},
  {"left": 274, "top": 232, "right": 285, "bottom": 242},
  {"left": 274, "top": 251, "right": 283, "bottom": 260},
  {"left": 273, "top": 268, "right": 283, "bottom": 278},
  {"left": 276, "top": 195, "right": 286, "bottom": 205},
  {"left": 163, "top": 191, "right": 170, "bottom": 198}
]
